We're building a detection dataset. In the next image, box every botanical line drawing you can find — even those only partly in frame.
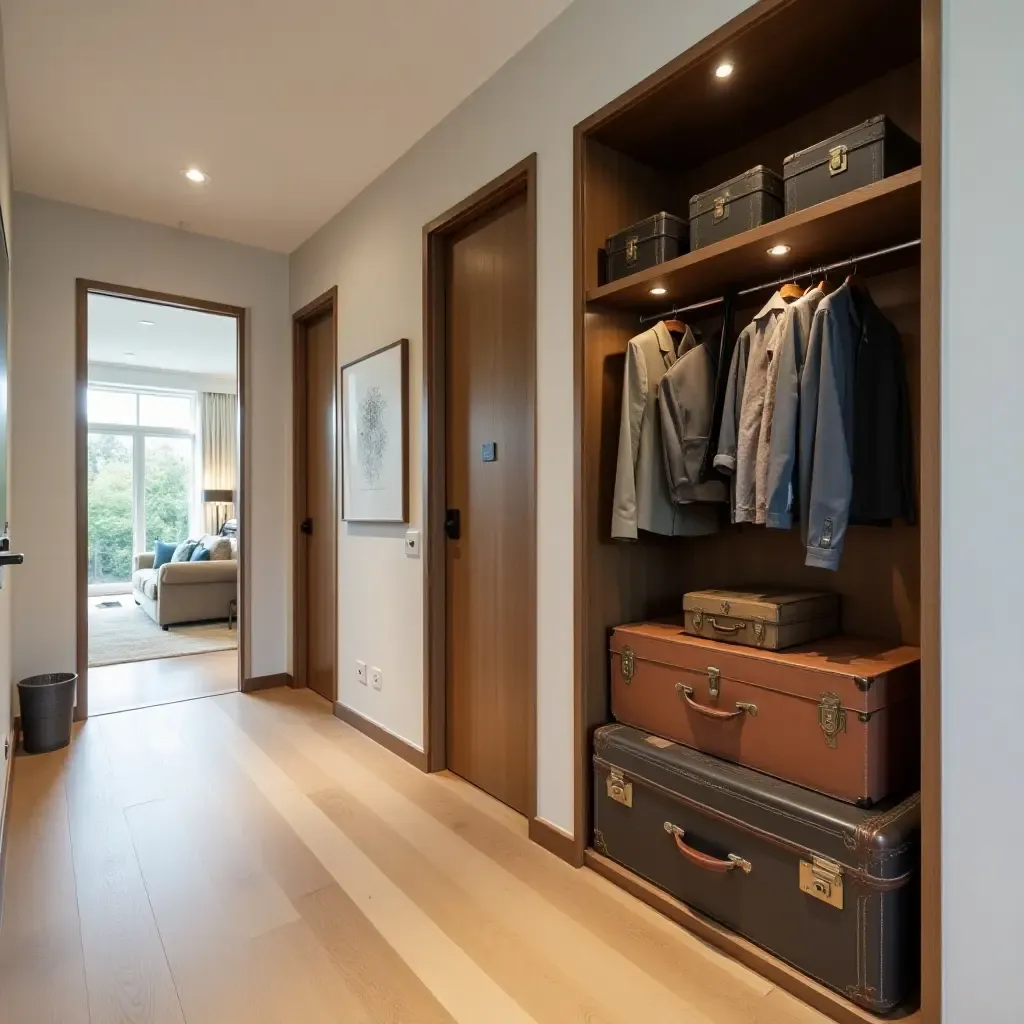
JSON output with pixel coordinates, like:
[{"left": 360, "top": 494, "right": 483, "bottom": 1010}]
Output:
[{"left": 357, "top": 385, "right": 389, "bottom": 486}]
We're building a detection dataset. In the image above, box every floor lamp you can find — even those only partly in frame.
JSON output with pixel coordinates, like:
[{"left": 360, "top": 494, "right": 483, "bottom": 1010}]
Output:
[{"left": 202, "top": 489, "right": 235, "bottom": 534}]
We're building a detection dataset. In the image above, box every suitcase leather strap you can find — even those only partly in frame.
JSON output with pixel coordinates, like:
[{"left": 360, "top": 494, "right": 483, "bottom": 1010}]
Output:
[
  {"left": 676, "top": 683, "right": 757, "bottom": 720},
  {"left": 663, "top": 822, "right": 752, "bottom": 873}
]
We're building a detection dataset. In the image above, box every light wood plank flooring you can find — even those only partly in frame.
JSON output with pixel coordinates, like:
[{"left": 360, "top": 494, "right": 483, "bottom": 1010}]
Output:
[
  {"left": 0, "top": 687, "right": 829, "bottom": 1023},
  {"left": 88, "top": 649, "right": 237, "bottom": 716}
]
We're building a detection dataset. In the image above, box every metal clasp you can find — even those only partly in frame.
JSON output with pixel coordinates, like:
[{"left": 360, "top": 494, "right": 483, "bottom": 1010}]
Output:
[
  {"left": 799, "top": 856, "right": 844, "bottom": 909},
  {"left": 620, "top": 645, "right": 635, "bottom": 684},
  {"left": 752, "top": 617, "right": 766, "bottom": 646},
  {"left": 817, "top": 693, "right": 847, "bottom": 749},
  {"left": 713, "top": 195, "right": 728, "bottom": 222},
  {"left": 606, "top": 768, "right": 633, "bottom": 808},
  {"left": 692, "top": 608, "right": 703, "bottom": 631},
  {"left": 829, "top": 145, "right": 848, "bottom": 176},
  {"left": 625, "top": 236, "right": 639, "bottom": 264},
  {"left": 707, "top": 666, "right": 721, "bottom": 700}
]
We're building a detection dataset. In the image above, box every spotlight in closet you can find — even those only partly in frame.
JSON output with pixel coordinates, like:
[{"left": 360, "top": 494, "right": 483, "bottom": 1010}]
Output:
[
  {"left": 714, "top": 61, "right": 735, "bottom": 79},
  {"left": 767, "top": 244, "right": 791, "bottom": 256},
  {"left": 649, "top": 286, "right": 667, "bottom": 295}
]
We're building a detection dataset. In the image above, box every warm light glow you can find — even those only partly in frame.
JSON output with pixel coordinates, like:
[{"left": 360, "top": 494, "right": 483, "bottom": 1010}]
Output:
[
  {"left": 715, "top": 61, "right": 735, "bottom": 79},
  {"left": 183, "top": 167, "right": 209, "bottom": 183},
  {"left": 650, "top": 286, "right": 668, "bottom": 296},
  {"left": 768, "top": 244, "right": 792, "bottom": 257}
]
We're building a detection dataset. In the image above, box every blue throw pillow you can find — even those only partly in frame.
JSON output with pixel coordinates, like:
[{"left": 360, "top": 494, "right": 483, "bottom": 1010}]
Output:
[
  {"left": 153, "top": 541, "right": 177, "bottom": 569},
  {"left": 190, "top": 546, "right": 211, "bottom": 562}
]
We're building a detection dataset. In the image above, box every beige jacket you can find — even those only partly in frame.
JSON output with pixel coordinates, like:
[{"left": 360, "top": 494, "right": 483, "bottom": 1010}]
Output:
[{"left": 611, "top": 322, "right": 720, "bottom": 540}]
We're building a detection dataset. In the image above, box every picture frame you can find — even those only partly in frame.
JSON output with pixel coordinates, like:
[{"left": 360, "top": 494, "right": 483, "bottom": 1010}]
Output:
[{"left": 340, "top": 338, "right": 409, "bottom": 523}]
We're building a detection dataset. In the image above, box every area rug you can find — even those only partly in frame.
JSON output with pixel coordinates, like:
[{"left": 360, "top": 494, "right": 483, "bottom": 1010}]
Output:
[{"left": 89, "top": 600, "right": 238, "bottom": 667}]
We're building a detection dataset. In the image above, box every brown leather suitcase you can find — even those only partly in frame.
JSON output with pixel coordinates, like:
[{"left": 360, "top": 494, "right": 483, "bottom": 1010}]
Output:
[
  {"left": 593, "top": 723, "right": 920, "bottom": 1014},
  {"left": 610, "top": 622, "right": 920, "bottom": 806}
]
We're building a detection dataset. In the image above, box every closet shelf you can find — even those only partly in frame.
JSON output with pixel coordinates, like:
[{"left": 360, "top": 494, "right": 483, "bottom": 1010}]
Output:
[{"left": 586, "top": 167, "right": 922, "bottom": 312}]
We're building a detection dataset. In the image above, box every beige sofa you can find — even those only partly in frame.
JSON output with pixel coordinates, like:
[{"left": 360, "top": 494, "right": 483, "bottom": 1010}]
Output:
[{"left": 132, "top": 552, "right": 237, "bottom": 629}]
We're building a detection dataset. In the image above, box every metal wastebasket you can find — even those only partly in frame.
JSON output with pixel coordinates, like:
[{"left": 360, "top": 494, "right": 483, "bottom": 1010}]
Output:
[{"left": 17, "top": 673, "right": 77, "bottom": 754}]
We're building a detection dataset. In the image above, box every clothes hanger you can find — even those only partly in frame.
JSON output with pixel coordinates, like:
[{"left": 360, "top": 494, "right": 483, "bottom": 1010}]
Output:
[
  {"left": 779, "top": 282, "right": 804, "bottom": 301},
  {"left": 662, "top": 319, "right": 688, "bottom": 336}
]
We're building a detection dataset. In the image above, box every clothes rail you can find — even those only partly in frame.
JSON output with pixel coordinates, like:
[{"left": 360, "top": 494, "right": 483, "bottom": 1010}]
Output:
[{"left": 639, "top": 238, "right": 922, "bottom": 325}]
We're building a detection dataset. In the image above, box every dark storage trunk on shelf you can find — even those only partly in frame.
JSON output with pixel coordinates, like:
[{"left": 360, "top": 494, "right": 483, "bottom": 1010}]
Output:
[
  {"left": 610, "top": 622, "right": 921, "bottom": 806},
  {"left": 604, "top": 212, "right": 688, "bottom": 283},
  {"left": 784, "top": 116, "right": 921, "bottom": 214},
  {"left": 689, "top": 165, "right": 783, "bottom": 250},
  {"left": 593, "top": 723, "right": 920, "bottom": 1014}
]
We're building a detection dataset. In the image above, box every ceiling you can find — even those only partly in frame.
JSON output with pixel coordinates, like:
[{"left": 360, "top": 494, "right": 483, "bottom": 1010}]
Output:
[
  {"left": 88, "top": 294, "right": 237, "bottom": 376},
  {"left": 1, "top": 0, "right": 572, "bottom": 252}
]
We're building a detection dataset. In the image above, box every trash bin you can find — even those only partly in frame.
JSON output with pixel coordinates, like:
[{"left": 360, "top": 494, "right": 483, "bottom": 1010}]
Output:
[{"left": 17, "top": 673, "right": 77, "bottom": 754}]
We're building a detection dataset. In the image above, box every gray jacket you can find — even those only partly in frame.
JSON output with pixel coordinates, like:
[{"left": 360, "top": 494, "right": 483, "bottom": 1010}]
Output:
[
  {"left": 657, "top": 338, "right": 728, "bottom": 506},
  {"left": 611, "top": 322, "right": 720, "bottom": 540}
]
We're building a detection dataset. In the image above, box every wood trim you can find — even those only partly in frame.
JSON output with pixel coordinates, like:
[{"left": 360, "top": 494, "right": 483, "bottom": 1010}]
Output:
[
  {"left": 76, "top": 280, "right": 248, "bottom": 718},
  {"left": 333, "top": 702, "right": 429, "bottom": 772},
  {"left": 0, "top": 739, "right": 15, "bottom": 934},
  {"left": 584, "top": 851, "right": 918, "bottom": 1024},
  {"left": 291, "top": 287, "right": 339, "bottom": 696},
  {"left": 421, "top": 154, "right": 538, "bottom": 822},
  {"left": 339, "top": 338, "right": 410, "bottom": 523},
  {"left": 528, "top": 817, "right": 577, "bottom": 866},
  {"left": 242, "top": 672, "right": 294, "bottom": 693},
  {"left": 919, "top": 0, "right": 942, "bottom": 1019}
]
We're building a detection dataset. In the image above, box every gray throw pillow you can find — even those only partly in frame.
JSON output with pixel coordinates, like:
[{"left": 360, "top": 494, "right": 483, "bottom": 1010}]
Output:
[
  {"left": 201, "top": 534, "right": 233, "bottom": 561},
  {"left": 171, "top": 538, "right": 200, "bottom": 562}
]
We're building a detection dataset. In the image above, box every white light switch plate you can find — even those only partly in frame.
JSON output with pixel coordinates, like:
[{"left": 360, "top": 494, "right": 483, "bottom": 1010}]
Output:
[
  {"left": 371, "top": 667, "right": 383, "bottom": 691},
  {"left": 404, "top": 529, "right": 421, "bottom": 558},
  {"left": 356, "top": 660, "right": 367, "bottom": 685}
]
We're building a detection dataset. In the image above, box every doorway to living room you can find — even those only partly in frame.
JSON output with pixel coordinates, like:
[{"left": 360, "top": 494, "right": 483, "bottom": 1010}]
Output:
[{"left": 78, "top": 284, "right": 247, "bottom": 716}]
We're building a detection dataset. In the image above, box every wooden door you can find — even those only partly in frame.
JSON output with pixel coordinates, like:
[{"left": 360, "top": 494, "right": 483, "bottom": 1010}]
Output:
[
  {"left": 445, "top": 192, "right": 533, "bottom": 814},
  {"left": 297, "top": 308, "right": 337, "bottom": 702}
]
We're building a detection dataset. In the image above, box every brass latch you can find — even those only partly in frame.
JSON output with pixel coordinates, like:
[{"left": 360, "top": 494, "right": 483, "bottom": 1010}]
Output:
[
  {"left": 799, "top": 856, "right": 844, "bottom": 909},
  {"left": 713, "top": 196, "right": 728, "bottom": 222},
  {"left": 707, "top": 666, "right": 721, "bottom": 699},
  {"left": 829, "top": 145, "right": 848, "bottom": 176},
  {"left": 625, "top": 236, "right": 639, "bottom": 264},
  {"left": 752, "top": 618, "right": 766, "bottom": 646},
  {"left": 817, "top": 693, "right": 847, "bottom": 749},
  {"left": 620, "top": 645, "right": 635, "bottom": 684},
  {"left": 606, "top": 768, "right": 633, "bottom": 808}
]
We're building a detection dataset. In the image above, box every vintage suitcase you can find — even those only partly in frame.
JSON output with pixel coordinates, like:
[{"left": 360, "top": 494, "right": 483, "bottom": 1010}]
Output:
[
  {"left": 683, "top": 587, "right": 839, "bottom": 650},
  {"left": 610, "top": 622, "right": 920, "bottom": 806},
  {"left": 604, "top": 212, "right": 689, "bottom": 283},
  {"left": 689, "top": 165, "right": 783, "bottom": 250},
  {"left": 784, "top": 116, "right": 921, "bottom": 214},
  {"left": 593, "top": 724, "right": 919, "bottom": 1014}
]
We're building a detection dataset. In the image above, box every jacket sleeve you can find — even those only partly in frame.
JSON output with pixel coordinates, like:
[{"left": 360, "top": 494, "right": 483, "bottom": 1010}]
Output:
[
  {"left": 713, "top": 330, "right": 745, "bottom": 474},
  {"left": 611, "top": 341, "right": 648, "bottom": 540},
  {"left": 804, "top": 311, "right": 853, "bottom": 570},
  {"left": 764, "top": 313, "right": 800, "bottom": 529}
]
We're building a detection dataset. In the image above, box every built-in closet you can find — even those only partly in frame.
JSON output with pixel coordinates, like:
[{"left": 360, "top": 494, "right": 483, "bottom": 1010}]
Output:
[{"left": 571, "top": 1, "right": 939, "bottom": 1021}]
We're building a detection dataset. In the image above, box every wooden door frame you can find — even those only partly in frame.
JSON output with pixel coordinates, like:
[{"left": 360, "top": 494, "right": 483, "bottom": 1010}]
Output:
[
  {"left": 291, "top": 287, "right": 339, "bottom": 699},
  {"left": 422, "top": 154, "right": 543, "bottom": 834},
  {"left": 570, "top": 1, "right": 942, "bottom": 1020},
  {"left": 75, "top": 279, "right": 251, "bottom": 719}
]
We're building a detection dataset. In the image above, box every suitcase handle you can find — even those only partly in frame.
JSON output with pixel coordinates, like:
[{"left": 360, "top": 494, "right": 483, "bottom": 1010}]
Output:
[
  {"left": 677, "top": 684, "right": 757, "bottom": 719},
  {"left": 663, "top": 822, "right": 752, "bottom": 874},
  {"left": 707, "top": 616, "right": 745, "bottom": 635}
]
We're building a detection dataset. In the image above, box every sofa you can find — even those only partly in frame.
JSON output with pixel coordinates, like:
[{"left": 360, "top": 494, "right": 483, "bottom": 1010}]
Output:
[{"left": 132, "top": 547, "right": 237, "bottom": 628}]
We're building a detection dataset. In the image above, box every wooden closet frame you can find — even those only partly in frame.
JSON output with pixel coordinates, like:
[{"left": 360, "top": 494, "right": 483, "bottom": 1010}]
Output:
[{"left": 570, "top": 2, "right": 941, "bottom": 1022}]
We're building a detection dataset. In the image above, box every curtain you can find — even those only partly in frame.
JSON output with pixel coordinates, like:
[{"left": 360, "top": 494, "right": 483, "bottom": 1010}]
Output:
[{"left": 200, "top": 392, "right": 238, "bottom": 534}]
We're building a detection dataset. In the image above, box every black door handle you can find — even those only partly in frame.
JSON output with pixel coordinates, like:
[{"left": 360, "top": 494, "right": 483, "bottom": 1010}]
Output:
[
  {"left": 444, "top": 509, "right": 461, "bottom": 540},
  {"left": 300, "top": 518, "right": 313, "bottom": 535}
]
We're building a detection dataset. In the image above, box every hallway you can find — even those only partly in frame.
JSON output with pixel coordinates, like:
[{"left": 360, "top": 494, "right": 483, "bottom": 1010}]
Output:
[{"left": 0, "top": 688, "right": 826, "bottom": 1024}]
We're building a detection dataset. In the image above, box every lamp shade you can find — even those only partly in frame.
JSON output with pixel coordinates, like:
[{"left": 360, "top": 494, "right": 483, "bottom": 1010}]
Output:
[{"left": 202, "top": 489, "right": 234, "bottom": 504}]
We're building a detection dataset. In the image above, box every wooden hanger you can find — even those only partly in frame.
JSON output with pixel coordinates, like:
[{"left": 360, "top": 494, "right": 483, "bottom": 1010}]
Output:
[
  {"left": 662, "top": 319, "right": 688, "bottom": 336},
  {"left": 779, "top": 282, "right": 804, "bottom": 301}
]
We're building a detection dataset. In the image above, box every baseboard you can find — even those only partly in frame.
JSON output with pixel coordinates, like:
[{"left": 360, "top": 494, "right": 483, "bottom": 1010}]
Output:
[
  {"left": 529, "top": 817, "right": 581, "bottom": 866},
  {"left": 333, "top": 702, "right": 428, "bottom": 772},
  {"left": 0, "top": 731, "right": 16, "bottom": 932},
  {"left": 242, "top": 672, "right": 293, "bottom": 693}
]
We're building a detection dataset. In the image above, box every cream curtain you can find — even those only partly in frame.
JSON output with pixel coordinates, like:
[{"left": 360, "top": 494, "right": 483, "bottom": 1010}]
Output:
[{"left": 201, "top": 392, "right": 238, "bottom": 534}]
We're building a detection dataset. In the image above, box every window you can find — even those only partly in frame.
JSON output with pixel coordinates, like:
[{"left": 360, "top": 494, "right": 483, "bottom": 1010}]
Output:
[{"left": 86, "top": 385, "right": 197, "bottom": 589}]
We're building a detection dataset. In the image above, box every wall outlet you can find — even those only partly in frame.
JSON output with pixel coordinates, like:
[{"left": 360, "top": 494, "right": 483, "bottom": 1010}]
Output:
[
  {"left": 370, "top": 667, "right": 383, "bottom": 691},
  {"left": 404, "top": 529, "right": 421, "bottom": 558},
  {"left": 356, "top": 660, "right": 367, "bottom": 685}
]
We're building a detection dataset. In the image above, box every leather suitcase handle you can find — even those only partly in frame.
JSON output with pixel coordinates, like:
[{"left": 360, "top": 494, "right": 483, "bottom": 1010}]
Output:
[
  {"left": 663, "top": 823, "right": 752, "bottom": 873},
  {"left": 707, "top": 616, "right": 745, "bottom": 635},
  {"left": 676, "top": 683, "right": 757, "bottom": 719}
]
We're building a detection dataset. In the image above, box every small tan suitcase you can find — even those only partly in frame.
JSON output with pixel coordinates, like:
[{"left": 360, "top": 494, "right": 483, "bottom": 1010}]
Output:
[{"left": 683, "top": 588, "right": 839, "bottom": 650}]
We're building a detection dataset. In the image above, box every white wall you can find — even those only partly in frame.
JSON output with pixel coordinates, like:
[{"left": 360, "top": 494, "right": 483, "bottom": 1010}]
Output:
[
  {"left": 11, "top": 195, "right": 290, "bottom": 683},
  {"left": 290, "top": 0, "right": 752, "bottom": 831},
  {"left": 942, "top": 1, "right": 1024, "bottom": 1019}
]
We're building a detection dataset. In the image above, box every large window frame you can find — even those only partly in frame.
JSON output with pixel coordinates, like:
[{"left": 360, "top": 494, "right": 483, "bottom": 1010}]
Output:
[{"left": 87, "top": 383, "right": 199, "bottom": 593}]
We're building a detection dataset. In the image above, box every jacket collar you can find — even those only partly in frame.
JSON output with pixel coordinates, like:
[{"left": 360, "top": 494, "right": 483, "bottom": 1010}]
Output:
[
  {"left": 753, "top": 290, "right": 791, "bottom": 322},
  {"left": 654, "top": 321, "right": 697, "bottom": 364}
]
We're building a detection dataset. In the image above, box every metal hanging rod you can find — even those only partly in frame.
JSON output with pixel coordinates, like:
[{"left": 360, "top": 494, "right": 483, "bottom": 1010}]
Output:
[{"left": 640, "top": 238, "right": 922, "bottom": 325}]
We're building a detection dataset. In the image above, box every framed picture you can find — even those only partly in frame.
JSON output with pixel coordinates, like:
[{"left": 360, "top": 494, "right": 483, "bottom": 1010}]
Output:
[{"left": 340, "top": 338, "right": 409, "bottom": 523}]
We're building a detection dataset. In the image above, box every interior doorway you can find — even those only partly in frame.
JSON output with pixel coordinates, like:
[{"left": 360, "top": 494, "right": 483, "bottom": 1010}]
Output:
[
  {"left": 424, "top": 156, "right": 537, "bottom": 818},
  {"left": 76, "top": 282, "right": 249, "bottom": 718},
  {"left": 292, "top": 288, "right": 338, "bottom": 704}
]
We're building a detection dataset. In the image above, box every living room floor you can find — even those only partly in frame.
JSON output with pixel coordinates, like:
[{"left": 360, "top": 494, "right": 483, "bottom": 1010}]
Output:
[{"left": 89, "top": 649, "right": 238, "bottom": 716}]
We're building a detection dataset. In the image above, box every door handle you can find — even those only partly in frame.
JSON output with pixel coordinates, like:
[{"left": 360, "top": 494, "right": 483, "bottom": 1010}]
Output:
[
  {"left": 300, "top": 518, "right": 313, "bottom": 535},
  {"left": 444, "top": 509, "right": 461, "bottom": 540}
]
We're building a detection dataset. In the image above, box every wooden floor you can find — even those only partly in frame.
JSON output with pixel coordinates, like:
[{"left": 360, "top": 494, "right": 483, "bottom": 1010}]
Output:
[
  {"left": 88, "top": 649, "right": 238, "bottom": 716},
  {"left": 0, "top": 687, "right": 829, "bottom": 1024}
]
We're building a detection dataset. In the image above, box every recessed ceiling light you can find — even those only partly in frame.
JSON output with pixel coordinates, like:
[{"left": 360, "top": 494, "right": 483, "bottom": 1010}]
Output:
[
  {"left": 183, "top": 167, "right": 209, "bottom": 184},
  {"left": 768, "top": 244, "right": 792, "bottom": 257},
  {"left": 715, "top": 61, "right": 735, "bottom": 79},
  {"left": 138, "top": 319, "right": 155, "bottom": 326},
  {"left": 650, "top": 286, "right": 668, "bottom": 296}
]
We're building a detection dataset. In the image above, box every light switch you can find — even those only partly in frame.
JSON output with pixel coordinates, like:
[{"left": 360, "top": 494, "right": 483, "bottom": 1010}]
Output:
[
  {"left": 405, "top": 529, "right": 421, "bottom": 558},
  {"left": 371, "top": 667, "right": 383, "bottom": 691},
  {"left": 356, "top": 660, "right": 367, "bottom": 686}
]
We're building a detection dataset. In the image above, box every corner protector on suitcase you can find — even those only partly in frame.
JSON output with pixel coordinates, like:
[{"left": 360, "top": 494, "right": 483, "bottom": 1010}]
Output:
[
  {"left": 854, "top": 675, "right": 873, "bottom": 692},
  {"left": 593, "top": 828, "right": 608, "bottom": 854}
]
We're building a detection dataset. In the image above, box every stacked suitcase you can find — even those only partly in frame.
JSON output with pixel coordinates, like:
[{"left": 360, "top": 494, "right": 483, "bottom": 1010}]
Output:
[{"left": 595, "top": 589, "right": 921, "bottom": 1015}]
